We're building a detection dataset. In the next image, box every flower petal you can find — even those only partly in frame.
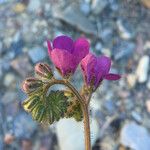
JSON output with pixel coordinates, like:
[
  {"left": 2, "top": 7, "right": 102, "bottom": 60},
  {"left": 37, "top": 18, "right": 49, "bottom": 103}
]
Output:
[
  {"left": 96, "top": 56, "right": 111, "bottom": 76},
  {"left": 73, "top": 37, "right": 90, "bottom": 62},
  {"left": 81, "top": 53, "right": 96, "bottom": 85},
  {"left": 94, "top": 56, "right": 111, "bottom": 87},
  {"left": 47, "top": 40, "right": 52, "bottom": 56},
  {"left": 104, "top": 73, "right": 121, "bottom": 80},
  {"left": 50, "top": 49, "right": 78, "bottom": 76},
  {"left": 53, "top": 35, "right": 74, "bottom": 53}
]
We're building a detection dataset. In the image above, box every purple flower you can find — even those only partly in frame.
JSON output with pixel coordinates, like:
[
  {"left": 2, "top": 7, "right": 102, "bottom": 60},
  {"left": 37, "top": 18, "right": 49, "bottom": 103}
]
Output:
[
  {"left": 47, "top": 35, "right": 89, "bottom": 76},
  {"left": 81, "top": 53, "right": 121, "bottom": 88}
]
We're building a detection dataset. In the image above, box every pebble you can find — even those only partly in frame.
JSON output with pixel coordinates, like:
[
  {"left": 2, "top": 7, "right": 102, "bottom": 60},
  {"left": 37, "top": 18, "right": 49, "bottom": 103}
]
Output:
[
  {"left": 56, "top": 118, "right": 99, "bottom": 150},
  {"left": 80, "top": 2, "right": 90, "bottom": 15},
  {"left": 27, "top": 0, "right": 41, "bottom": 12},
  {"left": 141, "top": 0, "right": 150, "bottom": 9},
  {"left": 136, "top": 55, "right": 149, "bottom": 83},
  {"left": 120, "top": 122, "right": 150, "bottom": 150},
  {"left": 116, "top": 19, "right": 133, "bottom": 40},
  {"left": 131, "top": 111, "right": 142, "bottom": 123},
  {"left": 3, "top": 73, "right": 16, "bottom": 88},
  {"left": 28, "top": 46, "right": 47, "bottom": 64},
  {"left": 100, "top": 136, "right": 116, "bottom": 150},
  {"left": 53, "top": 4, "right": 97, "bottom": 35},
  {"left": 0, "top": 41, "right": 3, "bottom": 54},
  {"left": 91, "top": 0, "right": 108, "bottom": 15},
  {"left": 144, "top": 41, "right": 150, "bottom": 51},
  {"left": 103, "top": 100, "right": 116, "bottom": 115},
  {"left": 21, "top": 139, "right": 32, "bottom": 150},
  {"left": 100, "top": 27, "right": 113, "bottom": 44},
  {"left": 1, "top": 91, "right": 18, "bottom": 105},
  {"left": 13, "top": 3, "right": 26, "bottom": 13},
  {"left": 147, "top": 78, "right": 150, "bottom": 90},
  {"left": 145, "top": 100, "right": 150, "bottom": 113},
  {"left": 13, "top": 113, "right": 37, "bottom": 138},
  {"left": 127, "top": 73, "right": 137, "bottom": 88},
  {"left": 4, "top": 133, "right": 15, "bottom": 144},
  {"left": 113, "top": 41, "right": 135, "bottom": 61},
  {"left": 95, "top": 42, "right": 102, "bottom": 51},
  {"left": 11, "top": 55, "right": 32, "bottom": 77},
  {"left": 10, "top": 31, "right": 24, "bottom": 56}
]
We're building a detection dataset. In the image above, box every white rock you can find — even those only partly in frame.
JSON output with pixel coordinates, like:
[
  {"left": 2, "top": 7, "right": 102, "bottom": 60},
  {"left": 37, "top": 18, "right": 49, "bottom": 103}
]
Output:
[
  {"left": 56, "top": 118, "right": 99, "bottom": 150},
  {"left": 4, "top": 73, "right": 16, "bottom": 87},
  {"left": 91, "top": 0, "right": 108, "bottom": 15},
  {"left": 27, "top": 0, "right": 41, "bottom": 12},
  {"left": 120, "top": 122, "right": 150, "bottom": 150},
  {"left": 116, "top": 20, "right": 132, "bottom": 40},
  {"left": 136, "top": 55, "right": 149, "bottom": 83}
]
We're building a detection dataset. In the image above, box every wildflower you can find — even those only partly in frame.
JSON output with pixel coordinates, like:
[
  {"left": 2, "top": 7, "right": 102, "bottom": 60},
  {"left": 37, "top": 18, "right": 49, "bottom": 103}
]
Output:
[
  {"left": 47, "top": 35, "right": 89, "bottom": 76},
  {"left": 81, "top": 53, "right": 121, "bottom": 89}
]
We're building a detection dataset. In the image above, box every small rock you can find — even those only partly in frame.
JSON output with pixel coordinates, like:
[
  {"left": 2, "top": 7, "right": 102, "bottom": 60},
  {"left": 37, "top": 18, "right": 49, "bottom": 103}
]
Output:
[
  {"left": 123, "top": 98, "right": 134, "bottom": 111},
  {"left": 145, "top": 100, "right": 150, "bottom": 113},
  {"left": 141, "top": 0, "right": 150, "bottom": 9},
  {"left": 13, "top": 113, "right": 37, "bottom": 138},
  {"left": 95, "top": 42, "right": 102, "bottom": 51},
  {"left": 136, "top": 55, "right": 149, "bottom": 83},
  {"left": 100, "top": 27, "right": 113, "bottom": 44},
  {"left": 0, "top": 41, "right": 3, "bottom": 54},
  {"left": 11, "top": 55, "right": 32, "bottom": 77},
  {"left": 103, "top": 100, "right": 116, "bottom": 115},
  {"left": 4, "top": 133, "right": 15, "bottom": 144},
  {"left": 10, "top": 31, "right": 24, "bottom": 56},
  {"left": 80, "top": 2, "right": 90, "bottom": 15},
  {"left": 127, "top": 73, "right": 137, "bottom": 88},
  {"left": 56, "top": 118, "right": 99, "bottom": 150},
  {"left": 116, "top": 19, "right": 134, "bottom": 40},
  {"left": 21, "top": 139, "right": 32, "bottom": 150},
  {"left": 144, "top": 41, "right": 150, "bottom": 51},
  {"left": 0, "top": 0, "right": 8, "bottom": 4},
  {"left": 131, "top": 111, "right": 142, "bottom": 123},
  {"left": 120, "top": 122, "right": 150, "bottom": 150},
  {"left": 3, "top": 73, "right": 16, "bottom": 88},
  {"left": 1, "top": 91, "right": 18, "bottom": 105},
  {"left": 113, "top": 41, "right": 135, "bottom": 61},
  {"left": 100, "top": 136, "right": 116, "bottom": 150},
  {"left": 147, "top": 78, "right": 150, "bottom": 90},
  {"left": 28, "top": 47, "right": 47, "bottom": 63},
  {"left": 27, "top": 0, "right": 41, "bottom": 12},
  {"left": 13, "top": 3, "right": 26, "bottom": 13},
  {"left": 108, "top": 0, "right": 119, "bottom": 11},
  {"left": 53, "top": 4, "right": 97, "bottom": 35},
  {"left": 91, "top": 0, "right": 108, "bottom": 15}
]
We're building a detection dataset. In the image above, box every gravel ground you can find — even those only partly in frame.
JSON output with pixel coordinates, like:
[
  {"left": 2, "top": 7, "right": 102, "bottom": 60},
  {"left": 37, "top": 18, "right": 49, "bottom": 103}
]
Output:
[{"left": 0, "top": 0, "right": 150, "bottom": 150}]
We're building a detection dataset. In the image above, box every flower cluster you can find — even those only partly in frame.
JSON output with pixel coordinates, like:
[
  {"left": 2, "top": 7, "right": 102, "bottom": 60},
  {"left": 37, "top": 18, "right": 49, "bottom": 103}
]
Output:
[
  {"left": 21, "top": 35, "right": 121, "bottom": 150},
  {"left": 47, "top": 35, "right": 121, "bottom": 89}
]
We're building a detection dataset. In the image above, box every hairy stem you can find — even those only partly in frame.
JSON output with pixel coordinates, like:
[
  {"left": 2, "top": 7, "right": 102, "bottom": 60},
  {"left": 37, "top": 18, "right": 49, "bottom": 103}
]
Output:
[{"left": 44, "top": 79, "right": 91, "bottom": 150}]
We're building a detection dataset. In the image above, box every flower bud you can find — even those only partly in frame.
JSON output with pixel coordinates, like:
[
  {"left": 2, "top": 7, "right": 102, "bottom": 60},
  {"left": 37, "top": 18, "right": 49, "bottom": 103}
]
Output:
[
  {"left": 35, "top": 63, "right": 53, "bottom": 79},
  {"left": 22, "top": 77, "right": 42, "bottom": 94}
]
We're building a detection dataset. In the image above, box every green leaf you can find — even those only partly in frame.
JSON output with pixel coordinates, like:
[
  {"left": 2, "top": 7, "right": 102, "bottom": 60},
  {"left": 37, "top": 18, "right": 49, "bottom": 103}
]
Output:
[
  {"left": 46, "top": 91, "right": 69, "bottom": 124},
  {"left": 22, "top": 90, "right": 69, "bottom": 124},
  {"left": 65, "top": 99, "right": 83, "bottom": 122}
]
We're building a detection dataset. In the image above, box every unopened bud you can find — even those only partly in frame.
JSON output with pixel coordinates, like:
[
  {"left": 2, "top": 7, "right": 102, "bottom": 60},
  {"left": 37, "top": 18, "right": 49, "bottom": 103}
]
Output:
[
  {"left": 35, "top": 63, "right": 53, "bottom": 79},
  {"left": 22, "top": 77, "right": 42, "bottom": 94}
]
